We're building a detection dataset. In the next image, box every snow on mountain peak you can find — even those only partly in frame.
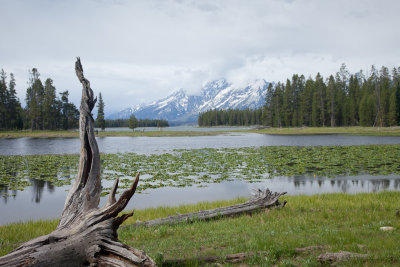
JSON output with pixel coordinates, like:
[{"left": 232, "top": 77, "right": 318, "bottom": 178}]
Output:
[{"left": 107, "top": 78, "right": 269, "bottom": 124}]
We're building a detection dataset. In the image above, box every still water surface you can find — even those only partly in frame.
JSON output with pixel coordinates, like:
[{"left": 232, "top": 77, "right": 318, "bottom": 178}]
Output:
[
  {"left": 2, "top": 133, "right": 400, "bottom": 155},
  {"left": 1, "top": 132, "right": 400, "bottom": 224},
  {"left": 1, "top": 174, "right": 399, "bottom": 225}
]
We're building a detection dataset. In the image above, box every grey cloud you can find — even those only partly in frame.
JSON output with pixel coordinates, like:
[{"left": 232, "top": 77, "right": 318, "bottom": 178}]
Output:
[{"left": 1, "top": 0, "right": 399, "bottom": 112}]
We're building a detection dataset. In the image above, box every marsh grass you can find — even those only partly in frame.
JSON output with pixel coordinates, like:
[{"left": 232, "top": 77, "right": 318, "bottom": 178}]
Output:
[{"left": 1, "top": 192, "right": 399, "bottom": 266}]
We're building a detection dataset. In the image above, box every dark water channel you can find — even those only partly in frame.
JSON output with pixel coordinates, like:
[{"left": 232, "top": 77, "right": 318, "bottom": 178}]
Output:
[{"left": 1, "top": 133, "right": 400, "bottom": 225}]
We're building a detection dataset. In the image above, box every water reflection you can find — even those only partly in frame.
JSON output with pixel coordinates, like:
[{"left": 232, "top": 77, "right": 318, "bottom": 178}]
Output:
[
  {"left": 1, "top": 174, "right": 400, "bottom": 225},
  {"left": 285, "top": 175, "right": 400, "bottom": 194},
  {"left": 30, "top": 179, "right": 55, "bottom": 203},
  {"left": 0, "top": 184, "right": 17, "bottom": 204}
]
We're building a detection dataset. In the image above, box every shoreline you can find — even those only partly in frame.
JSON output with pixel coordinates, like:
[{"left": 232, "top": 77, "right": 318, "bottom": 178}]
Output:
[{"left": 2, "top": 126, "right": 400, "bottom": 138}]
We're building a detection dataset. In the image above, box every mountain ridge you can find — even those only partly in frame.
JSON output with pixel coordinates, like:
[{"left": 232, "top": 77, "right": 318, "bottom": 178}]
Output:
[{"left": 107, "top": 78, "right": 270, "bottom": 124}]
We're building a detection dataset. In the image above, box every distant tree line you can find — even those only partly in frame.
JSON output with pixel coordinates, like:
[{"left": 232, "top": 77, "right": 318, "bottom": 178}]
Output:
[
  {"left": 263, "top": 64, "right": 400, "bottom": 127},
  {"left": 105, "top": 117, "right": 169, "bottom": 128},
  {"left": 105, "top": 119, "right": 129, "bottom": 127},
  {"left": 198, "top": 108, "right": 263, "bottom": 126},
  {"left": 137, "top": 118, "right": 169, "bottom": 127},
  {"left": 199, "top": 64, "right": 400, "bottom": 127},
  {"left": 0, "top": 68, "right": 79, "bottom": 131}
]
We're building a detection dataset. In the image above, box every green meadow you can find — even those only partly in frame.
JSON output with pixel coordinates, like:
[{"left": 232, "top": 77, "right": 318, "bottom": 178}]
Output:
[{"left": 1, "top": 192, "right": 399, "bottom": 266}]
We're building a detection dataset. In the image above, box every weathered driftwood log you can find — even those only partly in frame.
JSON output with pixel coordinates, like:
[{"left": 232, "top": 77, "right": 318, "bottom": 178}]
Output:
[
  {"left": 0, "top": 58, "right": 155, "bottom": 267},
  {"left": 127, "top": 189, "right": 287, "bottom": 228}
]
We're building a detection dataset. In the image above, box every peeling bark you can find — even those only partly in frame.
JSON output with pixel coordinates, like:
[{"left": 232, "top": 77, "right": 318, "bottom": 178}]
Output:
[{"left": 0, "top": 58, "right": 155, "bottom": 267}]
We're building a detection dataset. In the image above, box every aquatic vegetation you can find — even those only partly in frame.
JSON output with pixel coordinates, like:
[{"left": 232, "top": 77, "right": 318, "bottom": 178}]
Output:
[{"left": 1, "top": 145, "right": 400, "bottom": 197}]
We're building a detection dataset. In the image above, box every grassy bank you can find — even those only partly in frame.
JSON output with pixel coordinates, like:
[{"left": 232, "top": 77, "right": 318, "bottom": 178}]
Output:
[
  {"left": 244, "top": 126, "right": 400, "bottom": 136},
  {"left": 2, "top": 126, "right": 400, "bottom": 138},
  {"left": 1, "top": 192, "right": 399, "bottom": 265}
]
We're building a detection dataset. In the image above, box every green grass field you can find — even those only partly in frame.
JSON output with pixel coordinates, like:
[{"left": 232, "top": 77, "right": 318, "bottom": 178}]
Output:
[{"left": 1, "top": 192, "right": 399, "bottom": 266}]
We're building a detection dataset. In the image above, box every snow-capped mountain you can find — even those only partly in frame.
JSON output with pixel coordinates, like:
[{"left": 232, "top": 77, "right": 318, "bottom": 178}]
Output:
[{"left": 107, "top": 78, "right": 270, "bottom": 124}]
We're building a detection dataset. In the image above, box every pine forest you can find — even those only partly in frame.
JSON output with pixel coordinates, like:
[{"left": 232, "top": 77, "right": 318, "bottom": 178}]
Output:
[{"left": 199, "top": 64, "right": 400, "bottom": 127}]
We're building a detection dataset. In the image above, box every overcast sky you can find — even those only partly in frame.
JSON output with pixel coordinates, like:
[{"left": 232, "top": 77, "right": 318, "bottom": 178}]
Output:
[{"left": 1, "top": 0, "right": 400, "bottom": 113}]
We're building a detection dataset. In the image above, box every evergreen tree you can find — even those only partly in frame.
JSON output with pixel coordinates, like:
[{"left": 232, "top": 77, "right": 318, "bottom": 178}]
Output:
[
  {"left": 96, "top": 93, "right": 105, "bottom": 130},
  {"left": 395, "top": 84, "right": 400, "bottom": 125},
  {"left": 282, "top": 79, "right": 292, "bottom": 127},
  {"left": 43, "top": 79, "right": 58, "bottom": 130},
  {"left": 326, "top": 75, "right": 336, "bottom": 127},
  {"left": 359, "top": 94, "right": 376, "bottom": 126},
  {"left": 378, "top": 66, "right": 391, "bottom": 126},
  {"left": 388, "top": 90, "right": 397, "bottom": 126},
  {"left": 7, "top": 73, "right": 23, "bottom": 129},
  {"left": 348, "top": 75, "right": 360, "bottom": 125},
  {"left": 0, "top": 69, "right": 7, "bottom": 129},
  {"left": 311, "top": 88, "right": 319, "bottom": 126},
  {"left": 25, "top": 68, "right": 44, "bottom": 130},
  {"left": 273, "top": 83, "right": 283, "bottom": 127},
  {"left": 60, "top": 90, "right": 79, "bottom": 130},
  {"left": 301, "top": 78, "right": 314, "bottom": 126},
  {"left": 262, "top": 83, "right": 274, "bottom": 126},
  {"left": 128, "top": 114, "right": 138, "bottom": 131},
  {"left": 291, "top": 74, "right": 304, "bottom": 127},
  {"left": 315, "top": 73, "right": 327, "bottom": 126}
]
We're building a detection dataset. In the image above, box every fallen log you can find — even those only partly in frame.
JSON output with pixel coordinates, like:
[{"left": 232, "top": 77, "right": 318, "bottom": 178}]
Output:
[
  {"left": 0, "top": 58, "right": 155, "bottom": 266},
  {"left": 126, "top": 189, "right": 287, "bottom": 228}
]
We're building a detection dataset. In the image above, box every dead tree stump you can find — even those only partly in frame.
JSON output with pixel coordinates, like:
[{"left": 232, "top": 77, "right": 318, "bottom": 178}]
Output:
[{"left": 0, "top": 58, "right": 155, "bottom": 267}]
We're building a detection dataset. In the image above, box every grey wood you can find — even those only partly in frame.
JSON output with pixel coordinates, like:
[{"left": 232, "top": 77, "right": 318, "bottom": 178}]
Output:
[{"left": 128, "top": 189, "right": 286, "bottom": 228}]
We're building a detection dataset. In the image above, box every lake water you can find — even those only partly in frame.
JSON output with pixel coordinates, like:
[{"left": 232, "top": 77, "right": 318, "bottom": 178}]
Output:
[
  {"left": 1, "top": 131, "right": 400, "bottom": 225},
  {"left": 2, "top": 133, "right": 400, "bottom": 155},
  {"left": 1, "top": 174, "right": 399, "bottom": 225}
]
